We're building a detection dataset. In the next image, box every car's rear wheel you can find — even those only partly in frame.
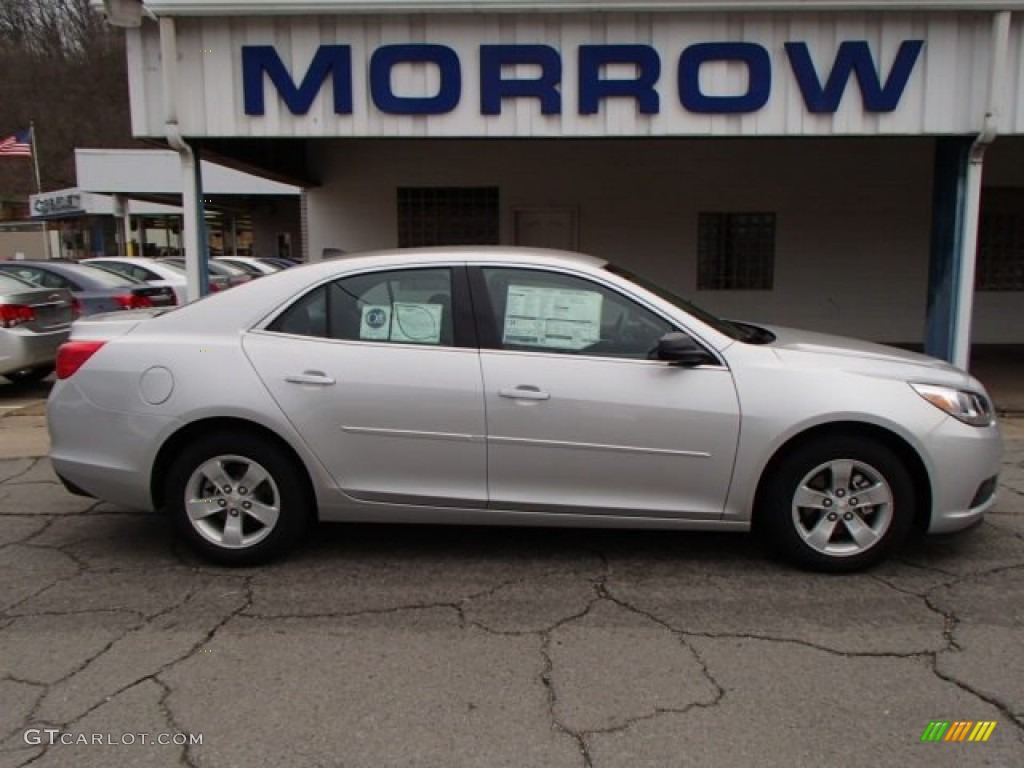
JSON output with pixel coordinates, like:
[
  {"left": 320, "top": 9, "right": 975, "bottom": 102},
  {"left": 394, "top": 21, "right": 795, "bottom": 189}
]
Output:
[
  {"left": 759, "top": 436, "right": 915, "bottom": 572},
  {"left": 165, "top": 433, "right": 310, "bottom": 566},
  {"left": 5, "top": 365, "right": 54, "bottom": 384}
]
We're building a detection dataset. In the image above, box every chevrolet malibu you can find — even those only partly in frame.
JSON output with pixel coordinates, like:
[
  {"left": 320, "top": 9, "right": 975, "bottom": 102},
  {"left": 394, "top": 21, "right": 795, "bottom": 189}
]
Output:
[{"left": 47, "top": 248, "right": 1002, "bottom": 571}]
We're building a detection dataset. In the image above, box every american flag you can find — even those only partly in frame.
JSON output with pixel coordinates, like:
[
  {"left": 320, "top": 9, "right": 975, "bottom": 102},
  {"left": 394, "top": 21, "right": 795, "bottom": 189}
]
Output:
[{"left": 0, "top": 130, "right": 32, "bottom": 158}]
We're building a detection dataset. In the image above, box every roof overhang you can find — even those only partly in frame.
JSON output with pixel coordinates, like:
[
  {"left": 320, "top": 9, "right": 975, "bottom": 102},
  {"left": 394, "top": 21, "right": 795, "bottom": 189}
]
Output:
[{"left": 94, "top": 0, "right": 1024, "bottom": 16}]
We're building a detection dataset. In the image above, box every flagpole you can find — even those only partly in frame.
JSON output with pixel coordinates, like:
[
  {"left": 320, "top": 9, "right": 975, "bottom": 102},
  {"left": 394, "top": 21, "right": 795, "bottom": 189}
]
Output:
[{"left": 29, "top": 122, "right": 52, "bottom": 260}]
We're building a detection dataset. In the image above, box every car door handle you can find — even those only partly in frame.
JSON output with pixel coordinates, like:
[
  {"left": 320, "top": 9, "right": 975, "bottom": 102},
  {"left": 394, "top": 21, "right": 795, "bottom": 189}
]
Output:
[
  {"left": 285, "top": 371, "right": 336, "bottom": 386},
  {"left": 499, "top": 386, "right": 550, "bottom": 401}
]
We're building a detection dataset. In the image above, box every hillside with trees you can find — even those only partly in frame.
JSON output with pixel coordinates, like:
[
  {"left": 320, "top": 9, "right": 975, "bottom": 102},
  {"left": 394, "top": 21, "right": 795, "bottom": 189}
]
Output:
[{"left": 0, "top": 0, "right": 137, "bottom": 195}]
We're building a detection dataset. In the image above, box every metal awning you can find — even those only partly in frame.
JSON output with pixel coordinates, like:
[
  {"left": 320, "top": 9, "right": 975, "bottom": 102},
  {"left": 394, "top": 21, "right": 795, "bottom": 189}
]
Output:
[{"left": 95, "top": 0, "right": 1024, "bottom": 16}]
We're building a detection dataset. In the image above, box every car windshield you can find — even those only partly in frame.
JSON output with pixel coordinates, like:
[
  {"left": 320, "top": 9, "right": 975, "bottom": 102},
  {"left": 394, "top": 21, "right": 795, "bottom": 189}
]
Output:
[
  {"left": 155, "top": 260, "right": 187, "bottom": 275},
  {"left": 605, "top": 264, "right": 750, "bottom": 341},
  {"left": 63, "top": 264, "right": 141, "bottom": 288},
  {"left": 220, "top": 259, "right": 265, "bottom": 275},
  {"left": 166, "top": 259, "right": 242, "bottom": 277}
]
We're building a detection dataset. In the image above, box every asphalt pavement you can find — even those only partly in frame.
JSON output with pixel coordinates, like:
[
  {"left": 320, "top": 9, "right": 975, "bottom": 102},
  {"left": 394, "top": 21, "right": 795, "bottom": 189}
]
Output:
[{"left": 0, "top": 384, "right": 1021, "bottom": 767}]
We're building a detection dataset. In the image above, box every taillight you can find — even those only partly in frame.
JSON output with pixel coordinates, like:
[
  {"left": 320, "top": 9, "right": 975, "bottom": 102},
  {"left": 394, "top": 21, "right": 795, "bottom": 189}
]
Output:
[
  {"left": 113, "top": 294, "right": 154, "bottom": 310},
  {"left": 71, "top": 297, "right": 82, "bottom": 319},
  {"left": 209, "top": 282, "right": 222, "bottom": 293},
  {"left": 56, "top": 341, "right": 106, "bottom": 379},
  {"left": 0, "top": 304, "right": 35, "bottom": 328}
]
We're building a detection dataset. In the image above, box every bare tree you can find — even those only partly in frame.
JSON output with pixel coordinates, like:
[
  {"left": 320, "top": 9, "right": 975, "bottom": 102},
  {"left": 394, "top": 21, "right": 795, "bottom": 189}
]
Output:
[{"left": 0, "top": 0, "right": 136, "bottom": 195}]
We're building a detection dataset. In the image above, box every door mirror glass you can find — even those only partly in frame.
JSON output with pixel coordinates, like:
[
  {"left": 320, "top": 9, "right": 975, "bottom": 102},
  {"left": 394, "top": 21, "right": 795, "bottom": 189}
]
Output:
[{"left": 657, "top": 332, "right": 715, "bottom": 366}]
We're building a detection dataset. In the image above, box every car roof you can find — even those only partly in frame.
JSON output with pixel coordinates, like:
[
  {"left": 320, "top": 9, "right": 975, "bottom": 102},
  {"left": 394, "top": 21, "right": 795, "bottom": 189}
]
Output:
[{"left": 312, "top": 246, "right": 607, "bottom": 270}]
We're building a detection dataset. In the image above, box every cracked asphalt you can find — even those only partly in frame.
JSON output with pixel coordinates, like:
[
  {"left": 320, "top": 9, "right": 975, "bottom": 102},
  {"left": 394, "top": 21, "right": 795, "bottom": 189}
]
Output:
[{"left": 0, "top": 421, "right": 1022, "bottom": 767}]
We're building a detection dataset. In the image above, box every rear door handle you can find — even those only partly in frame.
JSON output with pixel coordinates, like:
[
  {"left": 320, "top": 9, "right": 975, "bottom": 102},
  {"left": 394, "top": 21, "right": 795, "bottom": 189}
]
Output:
[
  {"left": 285, "top": 370, "right": 336, "bottom": 386},
  {"left": 499, "top": 385, "right": 550, "bottom": 401}
]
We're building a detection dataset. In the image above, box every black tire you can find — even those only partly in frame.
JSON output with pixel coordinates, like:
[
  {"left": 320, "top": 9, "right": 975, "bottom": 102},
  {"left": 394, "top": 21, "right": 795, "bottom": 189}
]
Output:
[
  {"left": 758, "top": 436, "right": 915, "bottom": 573},
  {"left": 5, "top": 365, "right": 54, "bottom": 384},
  {"left": 165, "top": 432, "right": 311, "bottom": 566}
]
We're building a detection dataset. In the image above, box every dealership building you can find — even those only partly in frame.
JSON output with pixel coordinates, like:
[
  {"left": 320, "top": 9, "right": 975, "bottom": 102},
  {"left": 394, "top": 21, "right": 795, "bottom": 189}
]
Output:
[{"left": 103, "top": 0, "right": 1024, "bottom": 365}]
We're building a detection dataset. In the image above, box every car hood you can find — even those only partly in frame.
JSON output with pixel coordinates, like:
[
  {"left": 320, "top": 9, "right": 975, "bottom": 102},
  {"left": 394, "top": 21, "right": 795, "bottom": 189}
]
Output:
[{"left": 763, "top": 325, "right": 972, "bottom": 386}]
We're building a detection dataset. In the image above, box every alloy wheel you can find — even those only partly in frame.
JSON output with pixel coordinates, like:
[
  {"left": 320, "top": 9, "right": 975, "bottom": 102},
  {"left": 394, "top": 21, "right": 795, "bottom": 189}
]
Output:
[
  {"left": 184, "top": 454, "right": 281, "bottom": 549},
  {"left": 791, "top": 459, "right": 894, "bottom": 558}
]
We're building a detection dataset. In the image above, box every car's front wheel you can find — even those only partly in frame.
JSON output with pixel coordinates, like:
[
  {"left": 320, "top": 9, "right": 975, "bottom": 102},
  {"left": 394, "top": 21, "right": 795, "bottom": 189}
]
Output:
[
  {"left": 759, "top": 436, "right": 915, "bottom": 572},
  {"left": 165, "top": 433, "right": 310, "bottom": 566}
]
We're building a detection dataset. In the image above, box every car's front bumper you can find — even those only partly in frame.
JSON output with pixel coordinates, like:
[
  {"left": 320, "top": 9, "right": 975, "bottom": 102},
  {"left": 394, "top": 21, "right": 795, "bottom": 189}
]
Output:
[{"left": 925, "top": 416, "right": 1003, "bottom": 534}]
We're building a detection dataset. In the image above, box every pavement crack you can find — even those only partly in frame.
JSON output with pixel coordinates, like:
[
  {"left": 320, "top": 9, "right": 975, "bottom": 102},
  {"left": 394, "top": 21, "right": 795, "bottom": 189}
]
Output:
[
  {"left": 0, "top": 560, "right": 86, "bottom": 618},
  {"left": 0, "top": 677, "right": 48, "bottom": 747},
  {"left": 869, "top": 574, "right": 962, "bottom": 650},
  {"left": 61, "top": 576, "right": 254, "bottom": 731},
  {"left": 0, "top": 458, "right": 42, "bottom": 485},
  {"left": 242, "top": 601, "right": 464, "bottom": 622},
  {"left": 539, "top": 628, "right": 593, "bottom": 768},
  {"left": 596, "top": 586, "right": 727, "bottom": 714},
  {"left": 152, "top": 677, "right": 199, "bottom": 768},
  {"left": 892, "top": 557, "right": 960, "bottom": 578},
  {"left": 930, "top": 657, "right": 1024, "bottom": 730},
  {"left": 0, "top": 516, "right": 58, "bottom": 551},
  {"left": 602, "top": 583, "right": 937, "bottom": 660},
  {"left": 985, "top": 518, "right": 1024, "bottom": 540}
]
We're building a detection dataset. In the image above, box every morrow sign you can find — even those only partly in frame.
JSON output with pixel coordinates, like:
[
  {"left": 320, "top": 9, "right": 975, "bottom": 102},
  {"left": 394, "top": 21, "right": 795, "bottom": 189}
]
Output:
[{"left": 242, "top": 40, "right": 925, "bottom": 117}]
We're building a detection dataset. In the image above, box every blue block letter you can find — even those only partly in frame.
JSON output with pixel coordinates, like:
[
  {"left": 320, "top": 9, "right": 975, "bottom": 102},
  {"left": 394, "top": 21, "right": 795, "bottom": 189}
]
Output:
[
  {"left": 243, "top": 45, "right": 352, "bottom": 115},
  {"left": 480, "top": 45, "right": 562, "bottom": 115},
  {"left": 785, "top": 40, "right": 924, "bottom": 113},
  {"left": 678, "top": 42, "right": 771, "bottom": 114},
  {"left": 370, "top": 44, "right": 462, "bottom": 115},
  {"left": 579, "top": 45, "right": 660, "bottom": 115}
]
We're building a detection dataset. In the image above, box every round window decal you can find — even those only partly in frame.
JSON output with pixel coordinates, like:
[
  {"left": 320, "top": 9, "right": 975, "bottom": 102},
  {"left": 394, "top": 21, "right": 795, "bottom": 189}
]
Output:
[{"left": 366, "top": 308, "right": 388, "bottom": 328}]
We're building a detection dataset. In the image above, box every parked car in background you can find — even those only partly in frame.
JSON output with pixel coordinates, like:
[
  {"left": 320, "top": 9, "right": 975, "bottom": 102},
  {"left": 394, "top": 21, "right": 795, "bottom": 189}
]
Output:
[
  {"left": 48, "top": 247, "right": 1002, "bottom": 572},
  {"left": 159, "top": 257, "right": 252, "bottom": 288},
  {"left": 0, "top": 260, "right": 176, "bottom": 315},
  {"left": 84, "top": 257, "right": 190, "bottom": 305},
  {"left": 0, "top": 271, "right": 76, "bottom": 383},
  {"left": 215, "top": 256, "right": 282, "bottom": 276},
  {"left": 86, "top": 256, "right": 237, "bottom": 300},
  {"left": 255, "top": 257, "right": 300, "bottom": 270}
]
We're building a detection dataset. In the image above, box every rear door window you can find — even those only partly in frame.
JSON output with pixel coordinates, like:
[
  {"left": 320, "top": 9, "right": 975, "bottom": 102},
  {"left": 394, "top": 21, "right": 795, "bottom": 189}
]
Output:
[{"left": 268, "top": 268, "right": 457, "bottom": 347}]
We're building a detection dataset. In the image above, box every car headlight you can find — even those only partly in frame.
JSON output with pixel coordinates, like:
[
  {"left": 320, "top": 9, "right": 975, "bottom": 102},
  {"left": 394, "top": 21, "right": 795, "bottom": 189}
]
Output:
[{"left": 910, "top": 383, "right": 995, "bottom": 427}]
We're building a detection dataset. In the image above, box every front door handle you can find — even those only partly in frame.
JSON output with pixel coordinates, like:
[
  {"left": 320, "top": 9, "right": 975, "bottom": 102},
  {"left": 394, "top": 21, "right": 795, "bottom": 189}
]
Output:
[
  {"left": 285, "top": 370, "right": 336, "bottom": 386},
  {"left": 499, "top": 385, "right": 550, "bottom": 401}
]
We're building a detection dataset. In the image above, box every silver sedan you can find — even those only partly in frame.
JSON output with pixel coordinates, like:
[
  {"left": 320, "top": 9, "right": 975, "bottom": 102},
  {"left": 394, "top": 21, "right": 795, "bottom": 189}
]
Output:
[
  {"left": 0, "top": 272, "right": 76, "bottom": 383},
  {"left": 46, "top": 248, "right": 1003, "bottom": 571}
]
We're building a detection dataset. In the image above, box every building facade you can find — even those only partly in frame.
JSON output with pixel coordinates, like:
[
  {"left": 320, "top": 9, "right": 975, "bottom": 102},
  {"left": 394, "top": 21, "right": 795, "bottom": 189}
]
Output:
[{"left": 108, "top": 0, "right": 1024, "bottom": 356}]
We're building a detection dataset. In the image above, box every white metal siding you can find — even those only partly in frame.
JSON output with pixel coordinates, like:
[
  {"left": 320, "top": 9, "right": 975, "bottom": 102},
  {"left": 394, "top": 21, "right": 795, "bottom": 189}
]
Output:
[
  {"left": 127, "top": 12, "right": 1024, "bottom": 138},
  {"left": 304, "top": 136, "right": 1024, "bottom": 343}
]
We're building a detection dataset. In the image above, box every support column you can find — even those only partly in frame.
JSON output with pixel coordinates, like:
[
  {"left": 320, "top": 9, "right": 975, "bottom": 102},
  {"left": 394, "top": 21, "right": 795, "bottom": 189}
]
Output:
[
  {"left": 180, "top": 142, "right": 209, "bottom": 302},
  {"left": 112, "top": 194, "right": 131, "bottom": 257},
  {"left": 924, "top": 137, "right": 976, "bottom": 367}
]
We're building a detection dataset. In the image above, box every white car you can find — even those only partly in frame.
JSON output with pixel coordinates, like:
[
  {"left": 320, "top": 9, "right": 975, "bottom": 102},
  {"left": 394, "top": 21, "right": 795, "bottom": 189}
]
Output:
[
  {"left": 48, "top": 247, "right": 1002, "bottom": 571},
  {"left": 215, "top": 256, "right": 281, "bottom": 276},
  {"left": 84, "top": 257, "right": 189, "bottom": 305}
]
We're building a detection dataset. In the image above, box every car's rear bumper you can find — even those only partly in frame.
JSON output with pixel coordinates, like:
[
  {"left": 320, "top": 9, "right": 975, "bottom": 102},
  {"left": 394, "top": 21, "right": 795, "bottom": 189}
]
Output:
[
  {"left": 48, "top": 379, "right": 174, "bottom": 511},
  {"left": 0, "top": 326, "right": 68, "bottom": 376}
]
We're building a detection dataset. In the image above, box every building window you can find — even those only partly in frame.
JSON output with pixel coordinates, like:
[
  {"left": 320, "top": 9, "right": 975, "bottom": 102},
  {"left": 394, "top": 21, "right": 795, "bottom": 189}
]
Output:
[
  {"left": 977, "top": 191, "right": 1024, "bottom": 291},
  {"left": 697, "top": 212, "right": 776, "bottom": 290},
  {"left": 398, "top": 187, "right": 499, "bottom": 248}
]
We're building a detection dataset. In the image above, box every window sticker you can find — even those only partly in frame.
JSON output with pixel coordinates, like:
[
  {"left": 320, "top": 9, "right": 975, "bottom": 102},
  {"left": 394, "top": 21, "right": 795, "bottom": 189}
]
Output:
[
  {"left": 503, "top": 285, "right": 602, "bottom": 350},
  {"left": 360, "top": 305, "right": 391, "bottom": 340},
  {"left": 360, "top": 303, "right": 444, "bottom": 344}
]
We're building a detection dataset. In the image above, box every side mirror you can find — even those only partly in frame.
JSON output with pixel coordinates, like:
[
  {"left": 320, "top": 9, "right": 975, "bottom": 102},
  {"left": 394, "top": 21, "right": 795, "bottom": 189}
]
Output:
[{"left": 657, "top": 332, "right": 715, "bottom": 367}]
